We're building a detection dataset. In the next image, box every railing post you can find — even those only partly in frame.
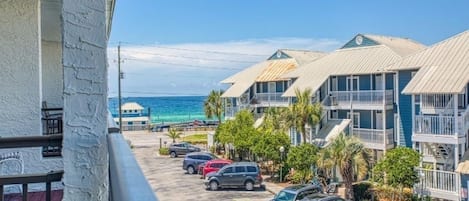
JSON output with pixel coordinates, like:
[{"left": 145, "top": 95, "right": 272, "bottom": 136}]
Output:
[{"left": 22, "top": 184, "right": 27, "bottom": 201}]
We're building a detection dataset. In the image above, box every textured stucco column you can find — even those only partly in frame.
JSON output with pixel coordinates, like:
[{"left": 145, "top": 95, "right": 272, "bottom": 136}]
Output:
[{"left": 62, "top": 0, "right": 109, "bottom": 200}]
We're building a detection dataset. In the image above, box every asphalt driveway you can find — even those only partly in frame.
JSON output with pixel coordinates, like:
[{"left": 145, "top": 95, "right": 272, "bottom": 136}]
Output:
[{"left": 124, "top": 131, "right": 274, "bottom": 201}]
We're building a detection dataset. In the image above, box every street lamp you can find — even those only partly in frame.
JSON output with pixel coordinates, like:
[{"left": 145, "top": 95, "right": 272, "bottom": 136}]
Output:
[{"left": 279, "top": 146, "right": 285, "bottom": 182}]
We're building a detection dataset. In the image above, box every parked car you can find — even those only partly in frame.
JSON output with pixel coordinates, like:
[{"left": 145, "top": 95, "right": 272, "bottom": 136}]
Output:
[
  {"left": 271, "top": 184, "right": 323, "bottom": 201},
  {"left": 169, "top": 142, "right": 200, "bottom": 158},
  {"left": 204, "top": 162, "right": 264, "bottom": 191},
  {"left": 182, "top": 152, "right": 218, "bottom": 174},
  {"left": 201, "top": 159, "right": 232, "bottom": 178},
  {"left": 300, "top": 194, "right": 345, "bottom": 201}
]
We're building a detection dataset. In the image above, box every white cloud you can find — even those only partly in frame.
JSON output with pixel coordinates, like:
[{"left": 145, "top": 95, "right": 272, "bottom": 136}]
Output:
[{"left": 107, "top": 37, "right": 343, "bottom": 97}]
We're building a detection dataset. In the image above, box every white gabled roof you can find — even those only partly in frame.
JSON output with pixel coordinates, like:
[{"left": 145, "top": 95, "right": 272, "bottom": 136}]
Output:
[
  {"left": 397, "top": 30, "right": 469, "bottom": 94},
  {"left": 121, "top": 102, "right": 144, "bottom": 111},
  {"left": 221, "top": 50, "right": 324, "bottom": 98},
  {"left": 282, "top": 45, "right": 403, "bottom": 97},
  {"left": 363, "top": 34, "right": 426, "bottom": 57},
  {"left": 282, "top": 34, "right": 425, "bottom": 97}
]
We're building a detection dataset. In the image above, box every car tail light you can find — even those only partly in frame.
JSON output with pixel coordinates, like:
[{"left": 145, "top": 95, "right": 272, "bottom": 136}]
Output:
[{"left": 257, "top": 173, "right": 262, "bottom": 182}]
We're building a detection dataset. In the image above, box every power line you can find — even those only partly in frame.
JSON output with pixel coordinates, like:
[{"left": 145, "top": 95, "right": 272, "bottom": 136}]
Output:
[
  {"left": 116, "top": 41, "right": 270, "bottom": 57},
  {"left": 124, "top": 58, "right": 243, "bottom": 71},
  {"left": 121, "top": 49, "right": 259, "bottom": 64},
  {"left": 111, "top": 91, "right": 207, "bottom": 96}
]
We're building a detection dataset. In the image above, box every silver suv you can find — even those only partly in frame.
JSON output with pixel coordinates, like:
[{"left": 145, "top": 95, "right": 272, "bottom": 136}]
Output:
[
  {"left": 182, "top": 152, "right": 217, "bottom": 174},
  {"left": 204, "top": 162, "right": 264, "bottom": 191}
]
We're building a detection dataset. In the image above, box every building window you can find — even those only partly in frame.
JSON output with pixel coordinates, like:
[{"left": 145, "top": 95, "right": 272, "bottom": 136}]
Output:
[
  {"left": 142, "top": 121, "right": 146, "bottom": 124},
  {"left": 128, "top": 122, "right": 133, "bottom": 125},
  {"left": 347, "top": 112, "right": 360, "bottom": 128},
  {"left": 134, "top": 110, "right": 138, "bottom": 113}
]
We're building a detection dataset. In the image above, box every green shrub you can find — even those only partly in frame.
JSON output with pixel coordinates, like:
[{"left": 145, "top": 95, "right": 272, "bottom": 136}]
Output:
[
  {"left": 159, "top": 147, "right": 169, "bottom": 155},
  {"left": 209, "top": 146, "right": 216, "bottom": 154},
  {"left": 290, "top": 170, "right": 311, "bottom": 184}
]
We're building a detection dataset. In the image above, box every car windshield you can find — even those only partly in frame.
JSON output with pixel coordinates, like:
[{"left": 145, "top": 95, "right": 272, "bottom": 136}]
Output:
[
  {"left": 274, "top": 190, "right": 296, "bottom": 201},
  {"left": 208, "top": 153, "right": 218, "bottom": 159}
]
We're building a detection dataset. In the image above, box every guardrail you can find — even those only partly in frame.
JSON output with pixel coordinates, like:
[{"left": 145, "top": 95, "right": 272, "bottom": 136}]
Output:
[
  {"left": 421, "top": 94, "right": 452, "bottom": 110},
  {"left": 414, "top": 115, "right": 461, "bottom": 135},
  {"left": 108, "top": 131, "right": 158, "bottom": 201},
  {"left": 254, "top": 93, "right": 289, "bottom": 105},
  {"left": 415, "top": 168, "right": 460, "bottom": 198},
  {"left": 352, "top": 128, "right": 393, "bottom": 145},
  {"left": 329, "top": 90, "right": 393, "bottom": 106},
  {"left": 0, "top": 135, "right": 64, "bottom": 201}
]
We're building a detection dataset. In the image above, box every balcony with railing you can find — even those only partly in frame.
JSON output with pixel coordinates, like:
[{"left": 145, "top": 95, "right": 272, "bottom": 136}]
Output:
[
  {"left": 413, "top": 115, "right": 466, "bottom": 144},
  {"left": 251, "top": 93, "right": 289, "bottom": 107},
  {"left": 352, "top": 128, "right": 394, "bottom": 150},
  {"left": 325, "top": 90, "right": 393, "bottom": 110},
  {"left": 414, "top": 168, "right": 460, "bottom": 201},
  {"left": 0, "top": 116, "right": 158, "bottom": 201}
]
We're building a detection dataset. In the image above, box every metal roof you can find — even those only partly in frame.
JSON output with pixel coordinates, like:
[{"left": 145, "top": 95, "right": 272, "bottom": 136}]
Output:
[
  {"left": 221, "top": 50, "right": 324, "bottom": 97},
  {"left": 121, "top": 102, "right": 144, "bottom": 110},
  {"left": 456, "top": 160, "right": 469, "bottom": 174},
  {"left": 256, "top": 58, "right": 298, "bottom": 82},
  {"left": 281, "top": 49, "right": 326, "bottom": 65},
  {"left": 282, "top": 45, "right": 404, "bottom": 97},
  {"left": 363, "top": 34, "right": 426, "bottom": 57},
  {"left": 397, "top": 30, "right": 469, "bottom": 94}
]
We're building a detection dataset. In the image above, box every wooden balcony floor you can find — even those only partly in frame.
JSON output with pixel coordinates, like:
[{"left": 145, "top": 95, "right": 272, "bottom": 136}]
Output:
[{"left": 3, "top": 190, "right": 63, "bottom": 201}]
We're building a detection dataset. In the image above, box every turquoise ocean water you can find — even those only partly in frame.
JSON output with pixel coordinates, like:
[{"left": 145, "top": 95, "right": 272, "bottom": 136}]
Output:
[{"left": 108, "top": 96, "right": 212, "bottom": 124}]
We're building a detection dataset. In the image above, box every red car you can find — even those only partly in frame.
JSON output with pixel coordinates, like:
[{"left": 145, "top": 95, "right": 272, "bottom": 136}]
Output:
[{"left": 201, "top": 159, "right": 232, "bottom": 178}]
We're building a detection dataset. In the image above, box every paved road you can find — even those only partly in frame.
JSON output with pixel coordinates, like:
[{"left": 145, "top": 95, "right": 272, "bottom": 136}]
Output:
[{"left": 124, "top": 131, "right": 274, "bottom": 201}]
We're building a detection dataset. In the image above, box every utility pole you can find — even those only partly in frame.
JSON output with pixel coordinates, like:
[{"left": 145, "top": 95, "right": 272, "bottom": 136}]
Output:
[{"left": 118, "top": 42, "right": 122, "bottom": 132}]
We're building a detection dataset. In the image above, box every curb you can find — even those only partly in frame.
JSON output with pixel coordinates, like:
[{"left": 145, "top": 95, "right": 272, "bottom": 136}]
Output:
[{"left": 265, "top": 186, "right": 276, "bottom": 195}]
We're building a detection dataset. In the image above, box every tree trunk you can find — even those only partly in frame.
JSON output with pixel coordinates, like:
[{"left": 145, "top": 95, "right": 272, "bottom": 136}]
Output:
[{"left": 341, "top": 160, "right": 354, "bottom": 200}]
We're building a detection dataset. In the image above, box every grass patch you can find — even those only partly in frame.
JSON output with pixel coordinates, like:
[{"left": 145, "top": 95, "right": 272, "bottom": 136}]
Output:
[
  {"left": 183, "top": 134, "right": 207, "bottom": 144},
  {"left": 159, "top": 147, "right": 169, "bottom": 155}
]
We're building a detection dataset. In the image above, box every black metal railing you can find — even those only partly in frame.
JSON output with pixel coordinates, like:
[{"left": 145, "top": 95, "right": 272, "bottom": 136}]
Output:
[
  {"left": 0, "top": 135, "right": 64, "bottom": 201},
  {"left": 41, "top": 108, "right": 63, "bottom": 157}
]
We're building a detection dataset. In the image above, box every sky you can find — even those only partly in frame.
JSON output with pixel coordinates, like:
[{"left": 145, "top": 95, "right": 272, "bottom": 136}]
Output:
[{"left": 108, "top": 0, "right": 469, "bottom": 97}]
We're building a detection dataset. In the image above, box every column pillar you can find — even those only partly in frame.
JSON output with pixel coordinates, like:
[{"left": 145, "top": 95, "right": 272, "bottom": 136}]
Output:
[{"left": 62, "top": 0, "right": 109, "bottom": 200}]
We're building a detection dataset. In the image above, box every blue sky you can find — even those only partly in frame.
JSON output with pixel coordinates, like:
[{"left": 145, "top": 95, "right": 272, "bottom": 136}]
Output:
[{"left": 108, "top": 0, "right": 469, "bottom": 97}]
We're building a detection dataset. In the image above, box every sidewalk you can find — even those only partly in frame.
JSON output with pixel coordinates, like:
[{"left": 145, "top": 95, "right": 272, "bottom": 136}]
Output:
[{"left": 262, "top": 175, "right": 285, "bottom": 195}]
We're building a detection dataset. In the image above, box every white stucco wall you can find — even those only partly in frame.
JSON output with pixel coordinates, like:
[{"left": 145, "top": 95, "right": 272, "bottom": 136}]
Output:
[
  {"left": 62, "top": 0, "right": 109, "bottom": 200},
  {"left": 41, "top": 40, "right": 63, "bottom": 108},
  {"left": 0, "top": 0, "right": 62, "bottom": 179}
]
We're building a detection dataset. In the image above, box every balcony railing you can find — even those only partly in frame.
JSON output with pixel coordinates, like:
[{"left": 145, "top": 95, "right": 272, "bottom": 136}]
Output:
[
  {"left": 414, "top": 115, "right": 463, "bottom": 136},
  {"left": 107, "top": 113, "right": 158, "bottom": 201},
  {"left": 415, "top": 168, "right": 460, "bottom": 200},
  {"left": 421, "top": 94, "right": 453, "bottom": 110},
  {"left": 252, "top": 93, "right": 289, "bottom": 106},
  {"left": 328, "top": 90, "right": 393, "bottom": 106},
  {"left": 352, "top": 128, "right": 393, "bottom": 146},
  {"left": 0, "top": 134, "right": 64, "bottom": 201}
]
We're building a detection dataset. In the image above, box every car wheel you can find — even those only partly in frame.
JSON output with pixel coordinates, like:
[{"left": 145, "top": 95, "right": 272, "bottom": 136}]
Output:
[
  {"left": 170, "top": 152, "right": 176, "bottom": 158},
  {"left": 245, "top": 180, "right": 254, "bottom": 191},
  {"left": 209, "top": 181, "right": 218, "bottom": 191},
  {"left": 187, "top": 166, "right": 195, "bottom": 174}
]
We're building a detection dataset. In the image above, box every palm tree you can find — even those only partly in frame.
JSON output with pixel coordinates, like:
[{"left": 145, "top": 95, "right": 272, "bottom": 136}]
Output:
[
  {"left": 166, "top": 128, "right": 182, "bottom": 143},
  {"left": 204, "top": 90, "right": 224, "bottom": 124},
  {"left": 261, "top": 107, "right": 289, "bottom": 132},
  {"left": 289, "top": 88, "right": 322, "bottom": 144},
  {"left": 326, "top": 133, "right": 369, "bottom": 200}
]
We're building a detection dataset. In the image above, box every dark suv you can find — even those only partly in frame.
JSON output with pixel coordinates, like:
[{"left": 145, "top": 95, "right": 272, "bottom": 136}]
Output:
[
  {"left": 169, "top": 142, "right": 201, "bottom": 158},
  {"left": 204, "top": 162, "right": 264, "bottom": 191},
  {"left": 183, "top": 152, "right": 218, "bottom": 174},
  {"left": 271, "top": 184, "right": 323, "bottom": 201}
]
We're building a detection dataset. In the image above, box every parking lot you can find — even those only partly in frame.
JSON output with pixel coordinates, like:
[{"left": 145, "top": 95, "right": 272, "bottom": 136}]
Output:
[{"left": 125, "top": 131, "right": 274, "bottom": 201}]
